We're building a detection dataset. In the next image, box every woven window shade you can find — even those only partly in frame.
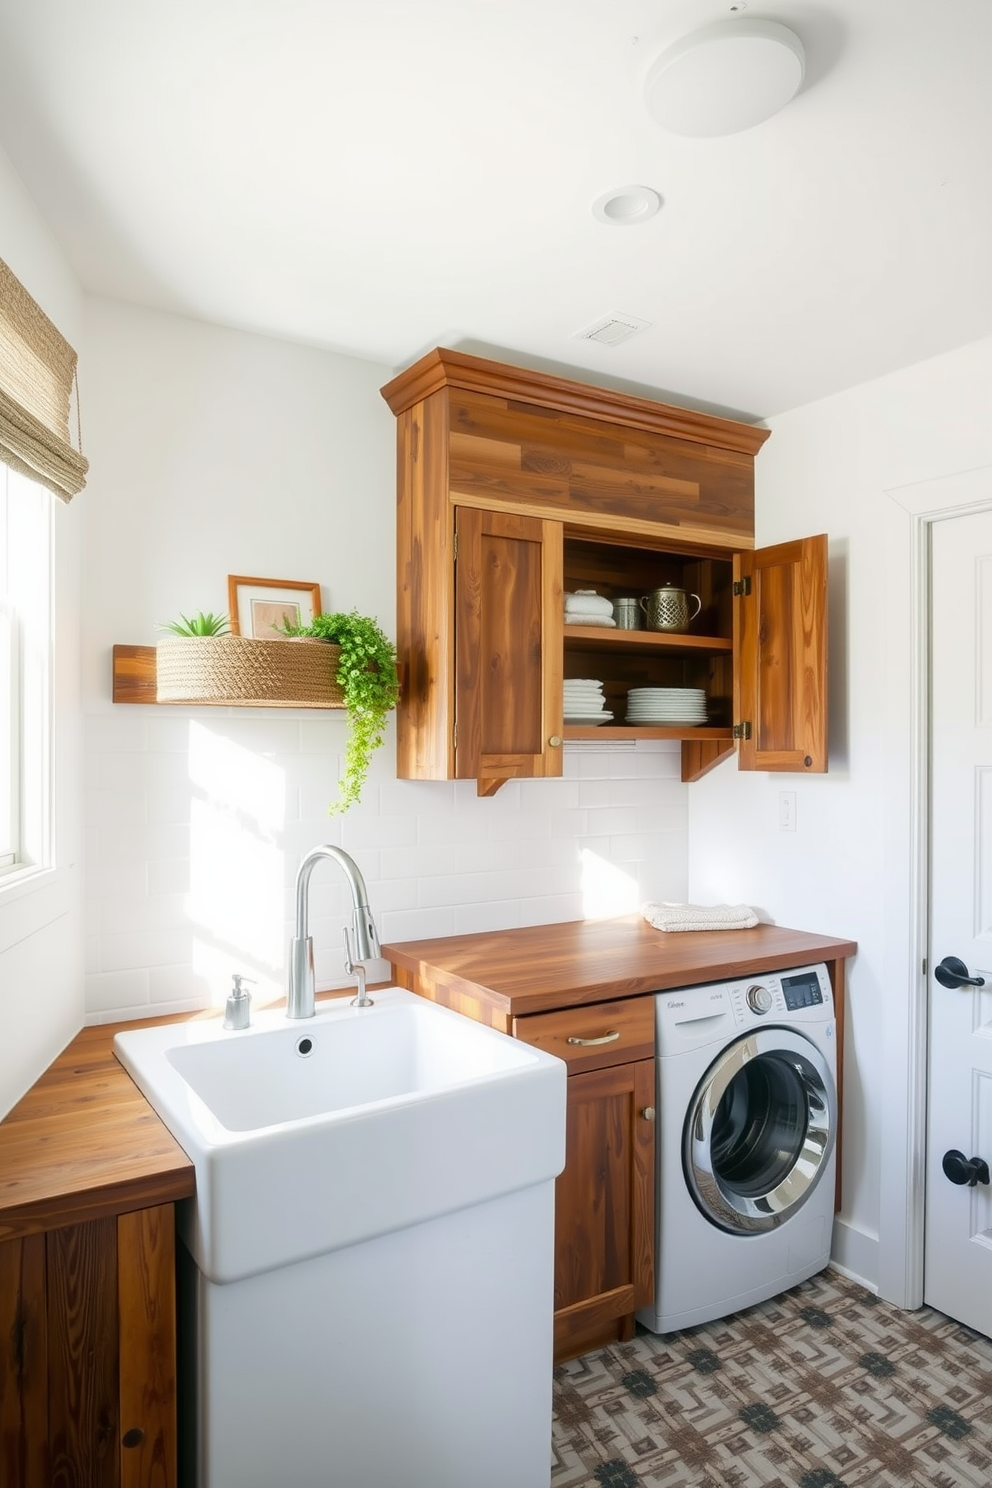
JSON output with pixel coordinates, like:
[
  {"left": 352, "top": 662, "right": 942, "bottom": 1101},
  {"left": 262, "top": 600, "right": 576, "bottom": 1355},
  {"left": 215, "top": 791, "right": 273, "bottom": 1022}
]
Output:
[{"left": 0, "top": 256, "right": 88, "bottom": 502}]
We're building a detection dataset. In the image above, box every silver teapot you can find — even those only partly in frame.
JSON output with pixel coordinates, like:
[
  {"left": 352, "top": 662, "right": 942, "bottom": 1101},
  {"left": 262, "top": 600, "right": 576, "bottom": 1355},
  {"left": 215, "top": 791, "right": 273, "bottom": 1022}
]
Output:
[{"left": 639, "top": 585, "right": 703, "bottom": 633}]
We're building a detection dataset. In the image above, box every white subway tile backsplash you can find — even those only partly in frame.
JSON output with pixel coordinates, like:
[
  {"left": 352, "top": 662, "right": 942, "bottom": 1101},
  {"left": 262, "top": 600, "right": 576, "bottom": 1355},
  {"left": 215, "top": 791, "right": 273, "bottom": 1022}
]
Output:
[
  {"left": 84, "top": 712, "right": 689, "bottom": 1021},
  {"left": 378, "top": 906, "right": 458, "bottom": 942},
  {"left": 377, "top": 780, "right": 455, "bottom": 815},
  {"left": 453, "top": 901, "right": 523, "bottom": 935},
  {"left": 85, "top": 968, "right": 150, "bottom": 1014},
  {"left": 96, "top": 927, "right": 196, "bottom": 975},
  {"left": 518, "top": 893, "right": 585, "bottom": 927},
  {"left": 86, "top": 713, "right": 148, "bottom": 754},
  {"left": 341, "top": 813, "right": 419, "bottom": 850}
]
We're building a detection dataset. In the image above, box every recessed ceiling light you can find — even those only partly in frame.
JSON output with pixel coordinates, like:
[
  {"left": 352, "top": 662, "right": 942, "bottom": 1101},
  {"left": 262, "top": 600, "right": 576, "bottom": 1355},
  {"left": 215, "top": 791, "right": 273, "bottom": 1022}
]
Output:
[
  {"left": 644, "top": 18, "right": 805, "bottom": 137},
  {"left": 591, "top": 184, "right": 662, "bottom": 227}
]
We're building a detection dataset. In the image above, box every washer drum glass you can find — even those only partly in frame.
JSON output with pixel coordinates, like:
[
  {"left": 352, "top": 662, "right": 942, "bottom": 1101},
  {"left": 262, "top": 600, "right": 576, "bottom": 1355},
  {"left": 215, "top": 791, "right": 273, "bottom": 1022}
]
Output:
[{"left": 683, "top": 1027, "right": 835, "bottom": 1235}]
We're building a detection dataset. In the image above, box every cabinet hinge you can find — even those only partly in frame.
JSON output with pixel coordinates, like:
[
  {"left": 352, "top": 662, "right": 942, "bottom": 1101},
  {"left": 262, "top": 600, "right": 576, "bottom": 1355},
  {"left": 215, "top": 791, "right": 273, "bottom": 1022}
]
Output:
[
  {"left": 453, "top": 722, "right": 457, "bottom": 750},
  {"left": 453, "top": 531, "right": 458, "bottom": 562},
  {"left": 732, "top": 721, "right": 753, "bottom": 741},
  {"left": 733, "top": 576, "right": 752, "bottom": 597}
]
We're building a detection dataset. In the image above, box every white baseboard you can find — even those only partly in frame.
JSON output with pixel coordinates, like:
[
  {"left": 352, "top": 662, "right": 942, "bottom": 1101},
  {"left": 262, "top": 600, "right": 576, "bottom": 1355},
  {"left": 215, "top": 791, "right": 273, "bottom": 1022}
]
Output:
[{"left": 830, "top": 1217, "right": 879, "bottom": 1292}]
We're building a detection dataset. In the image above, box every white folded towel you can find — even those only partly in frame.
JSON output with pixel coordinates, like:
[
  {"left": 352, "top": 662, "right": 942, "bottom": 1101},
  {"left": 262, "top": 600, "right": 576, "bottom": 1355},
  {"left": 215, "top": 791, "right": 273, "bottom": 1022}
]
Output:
[
  {"left": 565, "top": 590, "right": 615, "bottom": 618},
  {"left": 641, "top": 901, "right": 759, "bottom": 932},
  {"left": 565, "top": 615, "right": 616, "bottom": 628}
]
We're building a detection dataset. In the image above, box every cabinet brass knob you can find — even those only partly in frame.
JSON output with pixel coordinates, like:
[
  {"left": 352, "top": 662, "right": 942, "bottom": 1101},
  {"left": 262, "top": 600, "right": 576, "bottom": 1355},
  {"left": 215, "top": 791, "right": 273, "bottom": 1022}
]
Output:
[
  {"left": 549, "top": 735, "right": 563, "bottom": 748},
  {"left": 566, "top": 1029, "right": 620, "bottom": 1047},
  {"left": 641, "top": 1106, "right": 656, "bottom": 1122}
]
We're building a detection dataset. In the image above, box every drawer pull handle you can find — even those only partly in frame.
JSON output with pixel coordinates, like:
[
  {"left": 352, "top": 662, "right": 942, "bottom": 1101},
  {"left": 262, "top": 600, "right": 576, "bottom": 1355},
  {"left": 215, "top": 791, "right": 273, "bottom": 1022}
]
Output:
[
  {"left": 641, "top": 1106, "right": 656, "bottom": 1122},
  {"left": 566, "top": 1029, "right": 620, "bottom": 1046}
]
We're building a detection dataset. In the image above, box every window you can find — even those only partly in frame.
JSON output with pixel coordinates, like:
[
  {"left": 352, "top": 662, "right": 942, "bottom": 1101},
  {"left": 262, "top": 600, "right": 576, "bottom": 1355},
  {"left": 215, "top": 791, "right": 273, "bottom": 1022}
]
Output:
[{"left": 0, "top": 461, "right": 52, "bottom": 878}]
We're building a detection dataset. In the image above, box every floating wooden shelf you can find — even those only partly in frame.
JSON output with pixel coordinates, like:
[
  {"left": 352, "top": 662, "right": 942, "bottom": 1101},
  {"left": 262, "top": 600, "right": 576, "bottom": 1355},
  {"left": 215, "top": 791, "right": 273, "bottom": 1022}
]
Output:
[
  {"left": 113, "top": 645, "right": 157, "bottom": 704},
  {"left": 110, "top": 642, "right": 339, "bottom": 705},
  {"left": 111, "top": 645, "right": 406, "bottom": 709}
]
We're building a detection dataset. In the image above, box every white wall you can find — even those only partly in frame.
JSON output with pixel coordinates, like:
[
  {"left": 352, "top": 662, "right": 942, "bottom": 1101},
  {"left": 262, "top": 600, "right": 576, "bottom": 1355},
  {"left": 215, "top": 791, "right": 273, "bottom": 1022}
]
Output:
[
  {"left": 0, "top": 146, "right": 86, "bottom": 1117},
  {"left": 81, "top": 297, "right": 691, "bottom": 1023},
  {"left": 689, "top": 331, "right": 992, "bottom": 1299}
]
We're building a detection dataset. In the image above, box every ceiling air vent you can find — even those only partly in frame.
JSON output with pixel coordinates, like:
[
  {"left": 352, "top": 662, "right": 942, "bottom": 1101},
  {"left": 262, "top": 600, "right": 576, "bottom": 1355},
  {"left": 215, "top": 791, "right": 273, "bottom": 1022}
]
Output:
[{"left": 574, "top": 313, "right": 651, "bottom": 347}]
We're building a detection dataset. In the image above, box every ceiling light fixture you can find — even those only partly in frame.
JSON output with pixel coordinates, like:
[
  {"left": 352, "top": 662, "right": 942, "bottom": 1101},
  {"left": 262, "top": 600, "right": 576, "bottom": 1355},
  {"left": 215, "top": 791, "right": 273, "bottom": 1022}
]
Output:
[
  {"left": 591, "top": 184, "right": 661, "bottom": 226},
  {"left": 644, "top": 18, "right": 805, "bottom": 137}
]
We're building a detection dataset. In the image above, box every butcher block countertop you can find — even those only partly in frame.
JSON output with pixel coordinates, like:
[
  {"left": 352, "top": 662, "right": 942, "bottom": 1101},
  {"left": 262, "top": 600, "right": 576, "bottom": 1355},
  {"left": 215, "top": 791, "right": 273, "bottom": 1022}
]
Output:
[
  {"left": 384, "top": 916, "right": 858, "bottom": 1025},
  {"left": 1, "top": 919, "right": 856, "bottom": 1245},
  {"left": 0, "top": 1018, "right": 197, "bottom": 1244}
]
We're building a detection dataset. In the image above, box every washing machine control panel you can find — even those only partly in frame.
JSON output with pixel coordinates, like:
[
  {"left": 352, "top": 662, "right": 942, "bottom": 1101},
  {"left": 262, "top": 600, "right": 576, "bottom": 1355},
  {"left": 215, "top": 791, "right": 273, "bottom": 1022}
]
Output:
[{"left": 725, "top": 963, "right": 832, "bottom": 1027}]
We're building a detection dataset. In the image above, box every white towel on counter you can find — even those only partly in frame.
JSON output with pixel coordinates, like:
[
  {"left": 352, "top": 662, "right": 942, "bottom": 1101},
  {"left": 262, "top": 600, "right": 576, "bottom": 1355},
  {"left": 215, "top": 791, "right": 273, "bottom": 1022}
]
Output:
[
  {"left": 565, "top": 590, "right": 615, "bottom": 618},
  {"left": 641, "top": 901, "right": 760, "bottom": 932}
]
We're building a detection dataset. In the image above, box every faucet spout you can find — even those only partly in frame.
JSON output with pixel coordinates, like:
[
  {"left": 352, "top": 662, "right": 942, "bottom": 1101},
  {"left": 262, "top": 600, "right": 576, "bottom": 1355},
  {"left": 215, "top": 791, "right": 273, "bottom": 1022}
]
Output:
[{"left": 287, "top": 845, "right": 382, "bottom": 1019}]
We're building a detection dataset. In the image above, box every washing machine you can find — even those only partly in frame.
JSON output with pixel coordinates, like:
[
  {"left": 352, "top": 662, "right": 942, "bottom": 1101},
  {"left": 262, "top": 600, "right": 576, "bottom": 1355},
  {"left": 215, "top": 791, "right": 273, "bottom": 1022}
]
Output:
[{"left": 637, "top": 963, "right": 838, "bottom": 1335}]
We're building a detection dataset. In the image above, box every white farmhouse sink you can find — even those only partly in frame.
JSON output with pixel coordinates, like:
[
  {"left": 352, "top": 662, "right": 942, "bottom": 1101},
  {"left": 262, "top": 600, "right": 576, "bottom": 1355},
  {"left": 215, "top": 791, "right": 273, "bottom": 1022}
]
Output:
[{"left": 114, "top": 987, "right": 566, "bottom": 1285}]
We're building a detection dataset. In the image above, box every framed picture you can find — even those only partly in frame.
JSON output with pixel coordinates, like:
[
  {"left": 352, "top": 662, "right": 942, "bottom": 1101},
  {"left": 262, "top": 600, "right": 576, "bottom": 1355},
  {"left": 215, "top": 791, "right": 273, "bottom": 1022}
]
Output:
[{"left": 228, "top": 575, "right": 322, "bottom": 639}]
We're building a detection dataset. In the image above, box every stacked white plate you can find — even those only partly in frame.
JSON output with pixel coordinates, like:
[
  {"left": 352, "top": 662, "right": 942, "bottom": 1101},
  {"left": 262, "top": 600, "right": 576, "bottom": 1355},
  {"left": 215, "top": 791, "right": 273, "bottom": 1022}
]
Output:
[
  {"left": 626, "top": 686, "right": 707, "bottom": 725},
  {"left": 564, "top": 678, "right": 613, "bottom": 725}
]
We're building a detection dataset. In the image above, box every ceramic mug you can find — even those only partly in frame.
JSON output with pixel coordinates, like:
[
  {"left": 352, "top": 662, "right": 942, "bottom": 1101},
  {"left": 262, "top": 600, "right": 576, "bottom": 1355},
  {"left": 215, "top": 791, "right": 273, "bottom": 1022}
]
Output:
[{"left": 639, "top": 585, "right": 703, "bottom": 633}]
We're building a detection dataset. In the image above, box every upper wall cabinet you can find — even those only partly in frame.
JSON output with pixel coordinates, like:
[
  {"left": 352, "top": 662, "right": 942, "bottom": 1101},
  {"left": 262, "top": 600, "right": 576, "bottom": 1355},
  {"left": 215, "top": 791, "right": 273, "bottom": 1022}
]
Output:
[{"left": 381, "top": 349, "right": 827, "bottom": 792}]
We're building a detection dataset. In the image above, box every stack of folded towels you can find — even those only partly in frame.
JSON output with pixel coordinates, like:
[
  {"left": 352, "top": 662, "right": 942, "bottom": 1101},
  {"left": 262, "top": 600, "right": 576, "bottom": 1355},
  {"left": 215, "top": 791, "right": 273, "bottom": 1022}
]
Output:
[
  {"left": 641, "top": 901, "right": 759, "bottom": 932},
  {"left": 564, "top": 590, "right": 616, "bottom": 627}
]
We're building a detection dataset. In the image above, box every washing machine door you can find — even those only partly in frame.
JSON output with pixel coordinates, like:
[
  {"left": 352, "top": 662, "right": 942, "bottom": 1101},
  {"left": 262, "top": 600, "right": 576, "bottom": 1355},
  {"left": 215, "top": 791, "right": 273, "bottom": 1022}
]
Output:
[{"left": 683, "top": 1027, "right": 836, "bottom": 1235}]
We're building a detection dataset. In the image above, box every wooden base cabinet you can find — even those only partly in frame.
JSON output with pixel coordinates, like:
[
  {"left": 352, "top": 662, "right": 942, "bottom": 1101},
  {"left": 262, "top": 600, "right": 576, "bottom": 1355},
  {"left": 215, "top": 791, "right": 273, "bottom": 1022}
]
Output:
[
  {"left": 513, "top": 994, "right": 656, "bottom": 1362},
  {"left": 0, "top": 1205, "right": 177, "bottom": 1488}
]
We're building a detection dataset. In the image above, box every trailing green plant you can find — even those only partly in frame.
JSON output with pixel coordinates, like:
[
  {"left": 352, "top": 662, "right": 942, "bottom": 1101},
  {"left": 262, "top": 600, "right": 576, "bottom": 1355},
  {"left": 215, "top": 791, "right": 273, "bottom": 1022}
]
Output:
[
  {"left": 280, "top": 610, "right": 399, "bottom": 814},
  {"left": 158, "top": 610, "right": 231, "bottom": 637}
]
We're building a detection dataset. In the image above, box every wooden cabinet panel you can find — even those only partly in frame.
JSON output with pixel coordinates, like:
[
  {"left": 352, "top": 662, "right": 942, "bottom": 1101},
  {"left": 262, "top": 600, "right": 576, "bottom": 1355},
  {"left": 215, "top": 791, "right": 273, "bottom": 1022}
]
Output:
[
  {"left": 47, "top": 1218, "right": 119, "bottom": 1487},
  {"left": 382, "top": 347, "right": 767, "bottom": 547},
  {"left": 735, "top": 534, "right": 828, "bottom": 772},
  {"left": 0, "top": 1233, "right": 47, "bottom": 1488},
  {"left": 552, "top": 1059, "right": 655, "bottom": 1362},
  {"left": 118, "top": 1206, "right": 176, "bottom": 1488},
  {"left": 454, "top": 506, "right": 563, "bottom": 786},
  {"left": 0, "top": 1208, "right": 177, "bottom": 1488}
]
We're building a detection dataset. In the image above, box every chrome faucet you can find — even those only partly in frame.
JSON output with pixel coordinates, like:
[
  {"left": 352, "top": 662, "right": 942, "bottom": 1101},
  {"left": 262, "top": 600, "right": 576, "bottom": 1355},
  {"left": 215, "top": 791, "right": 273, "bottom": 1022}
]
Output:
[{"left": 287, "top": 844, "right": 381, "bottom": 1018}]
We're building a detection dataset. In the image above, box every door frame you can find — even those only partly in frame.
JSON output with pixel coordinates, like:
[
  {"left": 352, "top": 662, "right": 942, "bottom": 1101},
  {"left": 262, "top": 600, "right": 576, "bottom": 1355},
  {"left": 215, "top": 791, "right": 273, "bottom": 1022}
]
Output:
[{"left": 884, "top": 465, "right": 992, "bottom": 1308}]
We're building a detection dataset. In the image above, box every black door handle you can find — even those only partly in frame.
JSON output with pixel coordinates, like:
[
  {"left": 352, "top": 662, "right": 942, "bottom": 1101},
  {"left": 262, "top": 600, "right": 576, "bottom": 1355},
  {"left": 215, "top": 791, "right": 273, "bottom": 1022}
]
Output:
[
  {"left": 943, "top": 1149, "right": 991, "bottom": 1187},
  {"left": 934, "top": 956, "right": 986, "bottom": 990}
]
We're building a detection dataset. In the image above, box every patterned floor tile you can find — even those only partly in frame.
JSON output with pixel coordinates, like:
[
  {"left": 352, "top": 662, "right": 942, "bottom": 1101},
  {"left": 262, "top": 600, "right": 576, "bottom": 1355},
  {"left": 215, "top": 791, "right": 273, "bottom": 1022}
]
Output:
[{"left": 552, "top": 1271, "right": 992, "bottom": 1488}]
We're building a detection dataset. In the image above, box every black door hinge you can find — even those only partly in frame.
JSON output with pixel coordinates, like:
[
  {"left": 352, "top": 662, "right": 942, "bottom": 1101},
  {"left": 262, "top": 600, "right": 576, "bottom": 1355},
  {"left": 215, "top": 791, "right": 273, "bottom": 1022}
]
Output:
[
  {"left": 733, "top": 576, "right": 752, "bottom": 597},
  {"left": 732, "top": 721, "right": 753, "bottom": 740}
]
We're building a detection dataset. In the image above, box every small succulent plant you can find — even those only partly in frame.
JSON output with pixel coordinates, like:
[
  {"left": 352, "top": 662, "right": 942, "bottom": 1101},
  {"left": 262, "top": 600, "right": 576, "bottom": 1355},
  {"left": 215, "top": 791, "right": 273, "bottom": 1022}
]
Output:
[{"left": 158, "top": 610, "right": 231, "bottom": 637}]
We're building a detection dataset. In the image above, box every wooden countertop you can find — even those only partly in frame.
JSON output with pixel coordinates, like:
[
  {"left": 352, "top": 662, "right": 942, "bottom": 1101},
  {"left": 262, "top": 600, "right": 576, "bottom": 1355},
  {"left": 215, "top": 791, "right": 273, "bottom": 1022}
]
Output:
[
  {"left": 384, "top": 915, "right": 858, "bottom": 1023},
  {"left": 1, "top": 922, "right": 856, "bottom": 1244},
  {"left": 0, "top": 1018, "right": 196, "bottom": 1244}
]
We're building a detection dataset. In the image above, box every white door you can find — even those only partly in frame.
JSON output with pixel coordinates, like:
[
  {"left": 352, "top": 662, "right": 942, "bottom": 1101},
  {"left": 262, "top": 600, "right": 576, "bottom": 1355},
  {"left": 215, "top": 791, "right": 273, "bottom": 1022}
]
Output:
[{"left": 925, "top": 507, "right": 992, "bottom": 1331}]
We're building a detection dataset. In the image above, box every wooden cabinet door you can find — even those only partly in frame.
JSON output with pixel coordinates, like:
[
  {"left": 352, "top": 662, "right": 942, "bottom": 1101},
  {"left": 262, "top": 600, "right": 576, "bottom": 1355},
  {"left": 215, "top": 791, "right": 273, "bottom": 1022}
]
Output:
[
  {"left": 552, "top": 1058, "right": 655, "bottom": 1363},
  {"left": 734, "top": 533, "right": 828, "bottom": 772},
  {"left": 0, "top": 1208, "right": 177, "bottom": 1488},
  {"left": 118, "top": 1206, "right": 177, "bottom": 1488},
  {"left": 454, "top": 506, "right": 563, "bottom": 790}
]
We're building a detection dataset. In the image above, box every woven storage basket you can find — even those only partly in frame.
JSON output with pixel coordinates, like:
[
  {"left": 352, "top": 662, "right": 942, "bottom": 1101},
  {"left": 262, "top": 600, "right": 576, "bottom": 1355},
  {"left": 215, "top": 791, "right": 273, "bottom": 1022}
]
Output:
[{"left": 156, "top": 637, "right": 344, "bottom": 708}]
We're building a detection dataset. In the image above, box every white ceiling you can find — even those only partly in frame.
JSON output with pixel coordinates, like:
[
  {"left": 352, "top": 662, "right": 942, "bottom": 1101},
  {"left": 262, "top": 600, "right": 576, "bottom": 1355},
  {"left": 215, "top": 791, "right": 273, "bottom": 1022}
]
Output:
[{"left": 0, "top": 0, "right": 990, "bottom": 419}]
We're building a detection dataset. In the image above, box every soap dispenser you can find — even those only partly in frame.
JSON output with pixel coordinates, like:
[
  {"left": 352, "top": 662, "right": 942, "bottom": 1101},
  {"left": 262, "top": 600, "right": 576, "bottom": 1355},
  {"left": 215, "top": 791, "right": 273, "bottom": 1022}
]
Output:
[{"left": 223, "top": 972, "right": 255, "bottom": 1030}]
